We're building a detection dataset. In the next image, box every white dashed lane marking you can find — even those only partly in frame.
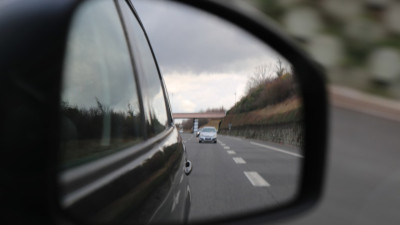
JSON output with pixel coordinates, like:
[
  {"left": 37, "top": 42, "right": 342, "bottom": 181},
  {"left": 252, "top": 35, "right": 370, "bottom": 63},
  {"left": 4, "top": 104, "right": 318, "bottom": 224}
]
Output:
[
  {"left": 232, "top": 157, "right": 246, "bottom": 164},
  {"left": 244, "top": 171, "right": 270, "bottom": 187},
  {"left": 170, "top": 190, "right": 181, "bottom": 212},
  {"left": 223, "top": 146, "right": 230, "bottom": 149},
  {"left": 179, "top": 174, "right": 184, "bottom": 184},
  {"left": 227, "top": 150, "right": 236, "bottom": 155}
]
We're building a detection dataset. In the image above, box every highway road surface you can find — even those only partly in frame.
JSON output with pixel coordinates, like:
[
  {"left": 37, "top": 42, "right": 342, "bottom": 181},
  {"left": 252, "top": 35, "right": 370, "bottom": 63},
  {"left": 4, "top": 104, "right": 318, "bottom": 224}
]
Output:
[
  {"left": 181, "top": 105, "right": 400, "bottom": 224},
  {"left": 180, "top": 133, "right": 302, "bottom": 222},
  {"left": 178, "top": 85, "right": 400, "bottom": 224},
  {"left": 271, "top": 106, "right": 400, "bottom": 225}
]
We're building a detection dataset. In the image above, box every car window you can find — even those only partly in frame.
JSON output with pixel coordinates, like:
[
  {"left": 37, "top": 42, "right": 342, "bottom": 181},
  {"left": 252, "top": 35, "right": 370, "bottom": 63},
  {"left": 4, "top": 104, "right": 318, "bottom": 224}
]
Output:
[
  {"left": 202, "top": 128, "right": 216, "bottom": 132},
  {"left": 120, "top": 1, "right": 169, "bottom": 137},
  {"left": 60, "top": 0, "right": 142, "bottom": 169}
]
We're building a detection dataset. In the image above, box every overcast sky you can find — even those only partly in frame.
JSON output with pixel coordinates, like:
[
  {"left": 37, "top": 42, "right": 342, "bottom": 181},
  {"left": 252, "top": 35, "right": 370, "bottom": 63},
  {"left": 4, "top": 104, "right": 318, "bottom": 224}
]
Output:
[{"left": 133, "top": 0, "right": 290, "bottom": 114}]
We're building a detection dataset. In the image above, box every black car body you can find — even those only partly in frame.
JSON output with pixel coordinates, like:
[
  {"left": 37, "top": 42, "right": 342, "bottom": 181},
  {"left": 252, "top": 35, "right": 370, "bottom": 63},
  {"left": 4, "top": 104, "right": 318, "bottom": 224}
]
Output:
[{"left": 0, "top": 0, "right": 191, "bottom": 224}]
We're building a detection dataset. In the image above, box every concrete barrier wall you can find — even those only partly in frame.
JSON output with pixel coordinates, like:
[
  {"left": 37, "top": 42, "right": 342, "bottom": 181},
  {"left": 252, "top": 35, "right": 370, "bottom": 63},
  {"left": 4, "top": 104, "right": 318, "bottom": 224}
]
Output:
[{"left": 219, "top": 122, "right": 304, "bottom": 147}]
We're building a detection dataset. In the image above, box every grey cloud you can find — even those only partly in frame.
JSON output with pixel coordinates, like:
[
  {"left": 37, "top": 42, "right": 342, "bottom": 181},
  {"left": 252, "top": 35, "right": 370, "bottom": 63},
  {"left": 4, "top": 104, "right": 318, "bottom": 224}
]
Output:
[{"left": 133, "top": 0, "right": 280, "bottom": 74}]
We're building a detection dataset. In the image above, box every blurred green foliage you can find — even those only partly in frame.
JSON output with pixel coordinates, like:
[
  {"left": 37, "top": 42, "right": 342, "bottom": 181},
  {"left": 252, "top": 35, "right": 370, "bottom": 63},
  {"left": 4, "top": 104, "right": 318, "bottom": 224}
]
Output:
[{"left": 247, "top": 0, "right": 400, "bottom": 100}]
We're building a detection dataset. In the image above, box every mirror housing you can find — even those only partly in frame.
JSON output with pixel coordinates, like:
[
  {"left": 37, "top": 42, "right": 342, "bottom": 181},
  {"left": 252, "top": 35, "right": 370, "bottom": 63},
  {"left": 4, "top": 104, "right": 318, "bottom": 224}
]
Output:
[{"left": 0, "top": 0, "right": 327, "bottom": 224}]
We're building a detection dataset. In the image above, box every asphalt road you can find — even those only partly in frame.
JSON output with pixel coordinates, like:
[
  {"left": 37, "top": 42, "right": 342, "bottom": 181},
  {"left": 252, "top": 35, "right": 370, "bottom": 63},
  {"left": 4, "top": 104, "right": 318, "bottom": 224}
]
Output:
[
  {"left": 271, "top": 106, "right": 400, "bottom": 225},
  {"left": 180, "top": 132, "right": 302, "bottom": 222},
  {"left": 182, "top": 105, "right": 400, "bottom": 225}
]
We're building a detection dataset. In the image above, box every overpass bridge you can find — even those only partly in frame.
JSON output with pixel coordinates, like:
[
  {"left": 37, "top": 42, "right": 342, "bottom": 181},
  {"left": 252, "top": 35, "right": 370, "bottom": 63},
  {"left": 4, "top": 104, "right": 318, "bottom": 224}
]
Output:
[
  {"left": 172, "top": 112, "right": 226, "bottom": 132},
  {"left": 172, "top": 112, "right": 226, "bottom": 119}
]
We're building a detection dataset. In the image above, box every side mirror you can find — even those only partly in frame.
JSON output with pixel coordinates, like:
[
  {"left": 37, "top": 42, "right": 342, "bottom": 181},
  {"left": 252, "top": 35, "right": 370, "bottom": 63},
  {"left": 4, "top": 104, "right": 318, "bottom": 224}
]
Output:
[{"left": 0, "top": 0, "right": 327, "bottom": 225}]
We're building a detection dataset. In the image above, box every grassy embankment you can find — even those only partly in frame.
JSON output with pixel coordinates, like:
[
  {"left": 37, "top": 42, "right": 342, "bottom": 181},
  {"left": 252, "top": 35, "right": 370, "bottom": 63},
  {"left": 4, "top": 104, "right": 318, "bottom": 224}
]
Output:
[
  {"left": 202, "top": 119, "right": 222, "bottom": 129},
  {"left": 202, "top": 97, "right": 301, "bottom": 130},
  {"left": 219, "top": 72, "right": 303, "bottom": 131},
  {"left": 220, "top": 96, "right": 302, "bottom": 129}
]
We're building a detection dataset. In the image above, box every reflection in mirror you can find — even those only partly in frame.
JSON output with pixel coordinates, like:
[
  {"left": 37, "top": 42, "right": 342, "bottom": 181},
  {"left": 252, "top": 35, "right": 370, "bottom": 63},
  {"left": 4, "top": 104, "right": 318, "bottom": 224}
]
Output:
[
  {"left": 60, "top": 0, "right": 143, "bottom": 169},
  {"left": 134, "top": 0, "right": 303, "bottom": 222}
]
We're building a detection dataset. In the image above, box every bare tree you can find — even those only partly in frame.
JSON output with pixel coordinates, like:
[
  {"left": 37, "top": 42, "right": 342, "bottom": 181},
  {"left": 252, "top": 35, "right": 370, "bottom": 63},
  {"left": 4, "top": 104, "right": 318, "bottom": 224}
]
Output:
[
  {"left": 127, "top": 103, "right": 134, "bottom": 118},
  {"left": 275, "top": 58, "right": 285, "bottom": 78},
  {"left": 246, "top": 64, "right": 273, "bottom": 93}
]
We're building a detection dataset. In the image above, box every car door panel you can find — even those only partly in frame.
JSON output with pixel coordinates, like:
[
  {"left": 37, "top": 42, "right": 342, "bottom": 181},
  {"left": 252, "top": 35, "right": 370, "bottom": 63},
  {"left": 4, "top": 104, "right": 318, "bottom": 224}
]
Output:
[{"left": 59, "top": 0, "right": 190, "bottom": 224}]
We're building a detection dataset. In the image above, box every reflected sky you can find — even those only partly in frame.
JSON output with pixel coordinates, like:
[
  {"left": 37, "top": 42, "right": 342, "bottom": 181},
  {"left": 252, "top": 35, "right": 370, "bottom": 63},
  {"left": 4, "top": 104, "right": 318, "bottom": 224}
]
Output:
[
  {"left": 133, "top": 0, "right": 289, "bottom": 113},
  {"left": 63, "top": 0, "right": 139, "bottom": 114}
]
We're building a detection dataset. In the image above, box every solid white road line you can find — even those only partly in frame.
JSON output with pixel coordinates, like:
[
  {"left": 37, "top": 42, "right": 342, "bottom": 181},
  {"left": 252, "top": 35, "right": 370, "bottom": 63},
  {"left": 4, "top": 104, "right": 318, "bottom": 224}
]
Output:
[
  {"left": 227, "top": 150, "right": 236, "bottom": 155},
  {"left": 250, "top": 142, "right": 303, "bottom": 158},
  {"left": 224, "top": 146, "right": 230, "bottom": 149},
  {"left": 244, "top": 171, "right": 270, "bottom": 187},
  {"left": 232, "top": 157, "right": 246, "bottom": 164}
]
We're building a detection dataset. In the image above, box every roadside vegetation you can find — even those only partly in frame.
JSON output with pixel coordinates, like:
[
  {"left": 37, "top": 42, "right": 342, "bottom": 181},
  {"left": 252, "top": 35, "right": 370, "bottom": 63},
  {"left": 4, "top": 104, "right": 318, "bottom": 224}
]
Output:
[
  {"left": 221, "top": 97, "right": 302, "bottom": 128},
  {"left": 60, "top": 99, "right": 144, "bottom": 168},
  {"left": 219, "top": 59, "right": 303, "bottom": 146},
  {"left": 221, "top": 59, "right": 302, "bottom": 129}
]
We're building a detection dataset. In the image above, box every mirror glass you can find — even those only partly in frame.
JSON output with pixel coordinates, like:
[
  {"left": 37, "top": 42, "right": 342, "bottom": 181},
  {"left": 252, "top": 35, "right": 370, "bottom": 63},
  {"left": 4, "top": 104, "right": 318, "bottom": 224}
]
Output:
[
  {"left": 134, "top": 0, "right": 303, "bottom": 222},
  {"left": 58, "top": 0, "right": 304, "bottom": 224}
]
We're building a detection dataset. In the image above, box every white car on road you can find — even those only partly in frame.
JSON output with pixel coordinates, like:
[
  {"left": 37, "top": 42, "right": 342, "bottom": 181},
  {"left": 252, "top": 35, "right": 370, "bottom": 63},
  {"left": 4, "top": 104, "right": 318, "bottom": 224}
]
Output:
[{"left": 198, "top": 127, "right": 217, "bottom": 143}]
